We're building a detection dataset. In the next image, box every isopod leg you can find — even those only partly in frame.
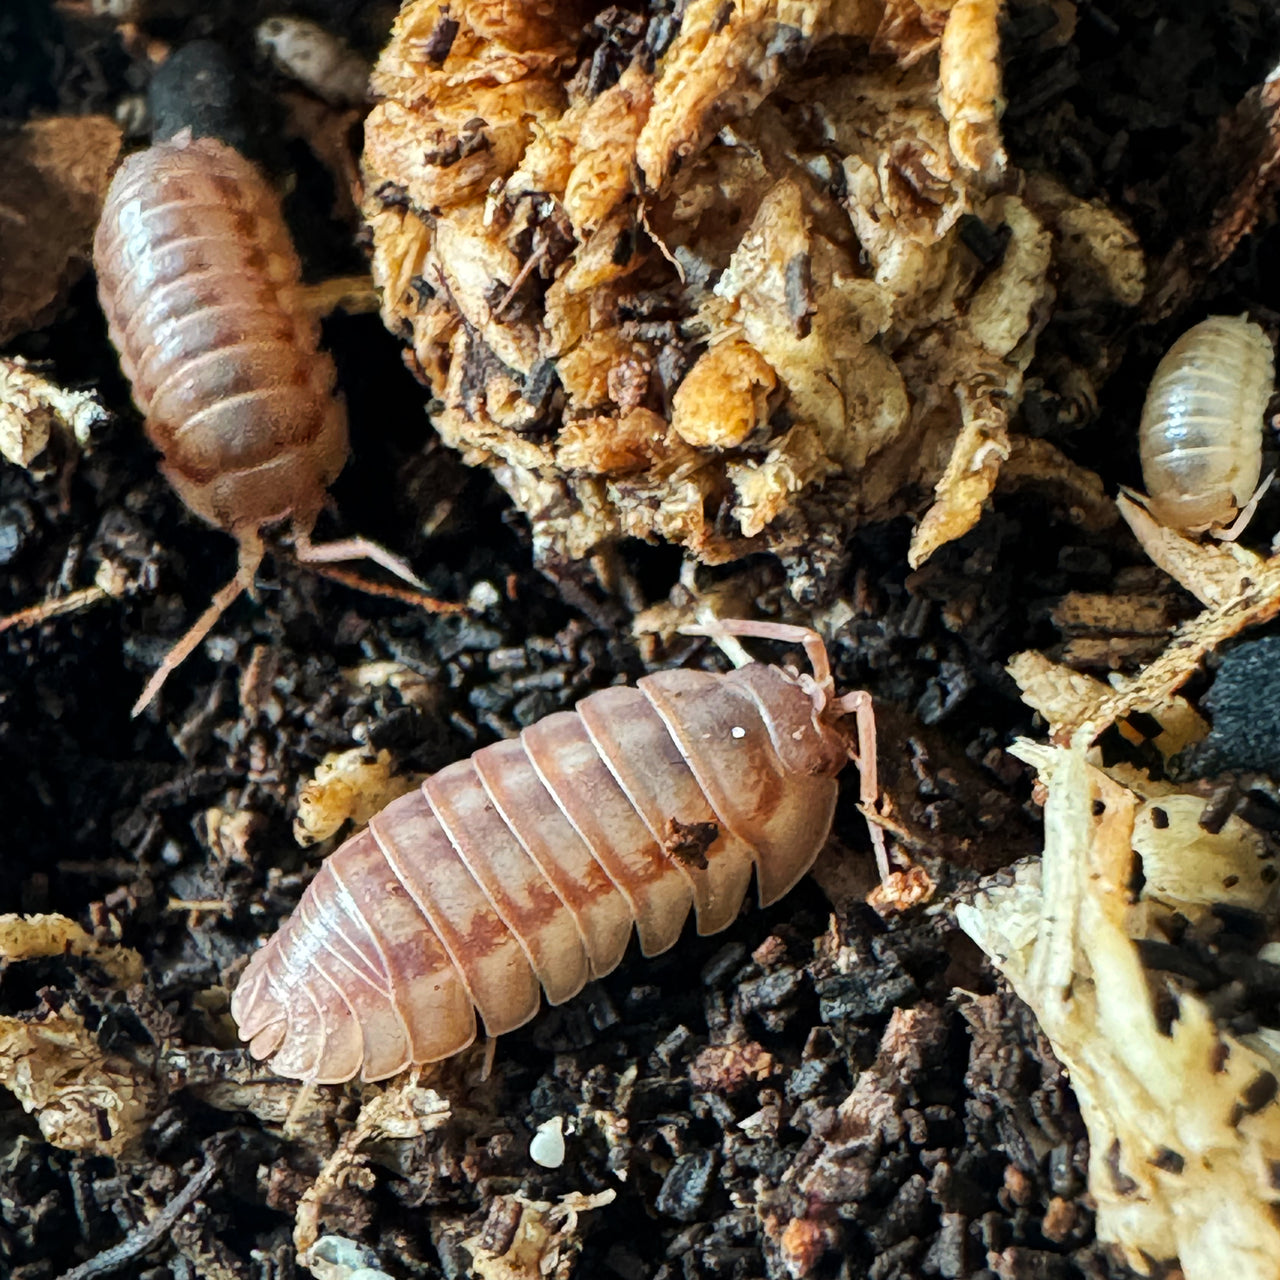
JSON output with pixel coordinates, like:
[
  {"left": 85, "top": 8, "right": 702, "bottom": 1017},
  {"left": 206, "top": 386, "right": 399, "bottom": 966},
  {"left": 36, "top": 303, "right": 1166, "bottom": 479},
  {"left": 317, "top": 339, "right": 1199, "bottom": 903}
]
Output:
[
  {"left": 837, "top": 688, "right": 890, "bottom": 885},
  {"left": 293, "top": 531, "right": 428, "bottom": 590},
  {"left": 679, "top": 619, "right": 833, "bottom": 705},
  {"left": 131, "top": 536, "right": 263, "bottom": 717},
  {"left": 297, "top": 275, "right": 380, "bottom": 317},
  {"left": 293, "top": 531, "right": 466, "bottom": 613},
  {"left": 1214, "top": 470, "right": 1273, "bottom": 542}
]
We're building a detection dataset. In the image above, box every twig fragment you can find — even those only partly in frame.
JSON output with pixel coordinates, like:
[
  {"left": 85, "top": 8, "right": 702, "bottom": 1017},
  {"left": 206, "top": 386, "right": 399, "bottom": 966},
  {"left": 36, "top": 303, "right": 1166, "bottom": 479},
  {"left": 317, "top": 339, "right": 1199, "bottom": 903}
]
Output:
[{"left": 53, "top": 1145, "right": 223, "bottom": 1280}]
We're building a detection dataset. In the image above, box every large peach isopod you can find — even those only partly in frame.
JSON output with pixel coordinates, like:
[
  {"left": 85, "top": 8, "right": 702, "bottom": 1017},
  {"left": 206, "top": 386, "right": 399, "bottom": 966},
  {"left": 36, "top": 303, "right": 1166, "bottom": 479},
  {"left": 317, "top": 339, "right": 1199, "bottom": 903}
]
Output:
[
  {"left": 231, "top": 621, "right": 884, "bottom": 1083},
  {"left": 94, "top": 131, "right": 444, "bottom": 712}
]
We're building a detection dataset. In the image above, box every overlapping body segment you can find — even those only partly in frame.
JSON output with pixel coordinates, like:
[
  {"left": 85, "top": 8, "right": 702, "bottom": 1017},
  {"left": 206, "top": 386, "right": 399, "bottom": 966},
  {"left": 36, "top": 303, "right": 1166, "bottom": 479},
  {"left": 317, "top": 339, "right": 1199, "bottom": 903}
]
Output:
[{"left": 231, "top": 651, "right": 860, "bottom": 1083}]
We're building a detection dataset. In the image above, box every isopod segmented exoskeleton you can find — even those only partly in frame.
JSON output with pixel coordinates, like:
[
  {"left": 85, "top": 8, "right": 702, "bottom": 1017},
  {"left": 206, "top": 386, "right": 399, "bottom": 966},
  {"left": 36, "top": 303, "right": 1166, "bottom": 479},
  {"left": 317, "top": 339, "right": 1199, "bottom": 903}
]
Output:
[
  {"left": 1138, "top": 315, "right": 1275, "bottom": 535},
  {"left": 93, "top": 131, "right": 450, "bottom": 714},
  {"left": 231, "top": 621, "right": 886, "bottom": 1083}
]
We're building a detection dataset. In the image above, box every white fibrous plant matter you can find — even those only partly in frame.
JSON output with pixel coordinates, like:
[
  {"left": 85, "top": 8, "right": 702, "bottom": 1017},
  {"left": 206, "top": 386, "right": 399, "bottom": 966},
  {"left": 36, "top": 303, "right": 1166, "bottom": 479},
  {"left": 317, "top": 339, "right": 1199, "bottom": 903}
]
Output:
[{"left": 957, "top": 742, "right": 1280, "bottom": 1279}]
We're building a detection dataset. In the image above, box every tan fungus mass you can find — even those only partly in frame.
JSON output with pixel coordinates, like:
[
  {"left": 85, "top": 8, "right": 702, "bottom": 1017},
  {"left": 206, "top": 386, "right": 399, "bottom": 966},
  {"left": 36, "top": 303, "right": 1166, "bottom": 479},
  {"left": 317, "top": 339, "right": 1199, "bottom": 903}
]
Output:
[{"left": 362, "top": 0, "right": 1142, "bottom": 574}]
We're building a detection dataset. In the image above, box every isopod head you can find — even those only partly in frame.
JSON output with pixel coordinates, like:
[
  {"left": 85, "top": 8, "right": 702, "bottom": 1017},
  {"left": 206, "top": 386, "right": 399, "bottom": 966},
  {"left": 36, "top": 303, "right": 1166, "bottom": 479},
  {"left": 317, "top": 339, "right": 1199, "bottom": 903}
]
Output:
[{"left": 1138, "top": 315, "right": 1275, "bottom": 533}]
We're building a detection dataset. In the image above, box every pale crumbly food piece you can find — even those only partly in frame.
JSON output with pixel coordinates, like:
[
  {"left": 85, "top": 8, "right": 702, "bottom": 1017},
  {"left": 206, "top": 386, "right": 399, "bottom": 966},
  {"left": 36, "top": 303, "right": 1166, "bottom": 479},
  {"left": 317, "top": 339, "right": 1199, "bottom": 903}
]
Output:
[
  {"left": 0, "top": 357, "right": 107, "bottom": 470},
  {"left": 363, "top": 0, "right": 1142, "bottom": 574},
  {"left": 293, "top": 747, "right": 422, "bottom": 846},
  {"left": 0, "top": 916, "right": 150, "bottom": 1158}
]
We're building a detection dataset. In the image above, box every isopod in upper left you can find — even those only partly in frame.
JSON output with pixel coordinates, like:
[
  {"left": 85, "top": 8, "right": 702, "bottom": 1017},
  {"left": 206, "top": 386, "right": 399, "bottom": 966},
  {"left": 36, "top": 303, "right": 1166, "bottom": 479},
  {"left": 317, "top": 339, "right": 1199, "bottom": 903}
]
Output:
[{"left": 87, "top": 131, "right": 458, "bottom": 713}]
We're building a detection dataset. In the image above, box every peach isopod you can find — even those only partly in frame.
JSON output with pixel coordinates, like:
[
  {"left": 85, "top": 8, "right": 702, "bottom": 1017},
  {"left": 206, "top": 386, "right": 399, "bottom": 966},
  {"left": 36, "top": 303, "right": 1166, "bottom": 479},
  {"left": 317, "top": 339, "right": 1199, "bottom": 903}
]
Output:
[
  {"left": 231, "top": 622, "right": 883, "bottom": 1083},
  {"left": 94, "top": 131, "right": 436, "bottom": 713}
]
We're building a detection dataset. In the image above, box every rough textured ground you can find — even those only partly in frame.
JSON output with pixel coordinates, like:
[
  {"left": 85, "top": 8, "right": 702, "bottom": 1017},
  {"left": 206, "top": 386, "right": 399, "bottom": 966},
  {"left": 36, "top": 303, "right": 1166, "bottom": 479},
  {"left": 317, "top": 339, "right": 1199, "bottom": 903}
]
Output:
[{"left": 2, "top": 2, "right": 1280, "bottom": 1278}]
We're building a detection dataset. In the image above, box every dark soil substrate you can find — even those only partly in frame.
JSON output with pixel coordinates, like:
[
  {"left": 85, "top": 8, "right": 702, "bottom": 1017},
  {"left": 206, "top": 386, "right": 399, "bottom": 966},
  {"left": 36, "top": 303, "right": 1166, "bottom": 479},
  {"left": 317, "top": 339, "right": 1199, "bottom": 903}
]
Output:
[{"left": 3, "top": 2, "right": 1280, "bottom": 1278}]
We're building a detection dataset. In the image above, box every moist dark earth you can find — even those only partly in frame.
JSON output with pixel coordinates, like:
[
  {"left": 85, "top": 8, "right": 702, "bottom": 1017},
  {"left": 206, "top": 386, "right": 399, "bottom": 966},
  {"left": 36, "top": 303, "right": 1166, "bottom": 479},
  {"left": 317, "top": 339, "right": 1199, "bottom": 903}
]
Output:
[{"left": 3, "top": 2, "right": 1280, "bottom": 1278}]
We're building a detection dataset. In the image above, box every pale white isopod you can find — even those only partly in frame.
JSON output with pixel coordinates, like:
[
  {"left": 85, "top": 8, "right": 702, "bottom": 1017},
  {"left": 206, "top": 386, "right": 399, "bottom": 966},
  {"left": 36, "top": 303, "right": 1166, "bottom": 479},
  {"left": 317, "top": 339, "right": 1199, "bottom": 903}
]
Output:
[{"left": 1138, "top": 315, "right": 1275, "bottom": 533}]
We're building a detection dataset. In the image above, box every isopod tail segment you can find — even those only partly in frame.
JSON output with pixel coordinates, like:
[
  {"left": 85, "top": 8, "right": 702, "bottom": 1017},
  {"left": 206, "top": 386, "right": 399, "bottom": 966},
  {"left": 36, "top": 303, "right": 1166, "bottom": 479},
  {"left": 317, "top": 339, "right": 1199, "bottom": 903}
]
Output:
[
  {"left": 677, "top": 618, "right": 891, "bottom": 883},
  {"left": 130, "top": 527, "right": 462, "bottom": 718}
]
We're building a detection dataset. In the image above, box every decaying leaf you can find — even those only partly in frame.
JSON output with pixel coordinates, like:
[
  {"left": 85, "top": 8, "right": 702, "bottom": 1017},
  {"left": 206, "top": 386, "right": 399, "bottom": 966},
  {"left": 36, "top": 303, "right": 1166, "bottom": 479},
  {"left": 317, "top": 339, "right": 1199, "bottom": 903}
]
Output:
[
  {"left": 994, "top": 435, "right": 1122, "bottom": 533},
  {"left": 1009, "top": 494, "right": 1280, "bottom": 742},
  {"left": 1148, "top": 62, "right": 1280, "bottom": 320},
  {"left": 362, "top": 0, "right": 1140, "bottom": 584},
  {"left": 773, "top": 1003, "right": 950, "bottom": 1274},
  {"left": 0, "top": 1007, "right": 156, "bottom": 1158},
  {"left": 906, "top": 193, "right": 1054, "bottom": 566},
  {"left": 1023, "top": 173, "right": 1145, "bottom": 310},
  {"left": 957, "top": 742, "right": 1280, "bottom": 1279},
  {"left": 462, "top": 1190, "right": 616, "bottom": 1280},
  {"left": 295, "top": 1076, "right": 453, "bottom": 1255},
  {"left": 293, "top": 747, "right": 422, "bottom": 846},
  {"left": 1116, "top": 493, "right": 1258, "bottom": 608},
  {"left": 0, "top": 912, "right": 143, "bottom": 989},
  {"left": 0, "top": 116, "right": 123, "bottom": 345},
  {"left": 0, "top": 916, "right": 152, "bottom": 1156},
  {"left": 0, "top": 356, "right": 107, "bottom": 469}
]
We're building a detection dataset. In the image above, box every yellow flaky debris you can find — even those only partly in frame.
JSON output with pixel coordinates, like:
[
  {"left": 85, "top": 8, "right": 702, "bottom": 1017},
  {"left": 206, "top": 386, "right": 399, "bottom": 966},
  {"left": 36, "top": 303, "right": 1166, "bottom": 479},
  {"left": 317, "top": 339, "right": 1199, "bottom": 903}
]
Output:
[
  {"left": 0, "top": 356, "right": 106, "bottom": 469},
  {"left": 0, "top": 1009, "right": 155, "bottom": 1157},
  {"left": 937, "top": 0, "right": 1005, "bottom": 176},
  {"left": 0, "top": 913, "right": 142, "bottom": 989},
  {"left": 908, "top": 195, "right": 1053, "bottom": 567},
  {"left": 671, "top": 338, "right": 778, "bottom": 450},
  {"left": 957, "top": 743, "right": 1280, "bottom": 1280},
  {"left": 294, "top": 748, "right": 422, "bottom": 847},
  {"left": 363, "top": 0, "right": 1139, "bottom": 575}
]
